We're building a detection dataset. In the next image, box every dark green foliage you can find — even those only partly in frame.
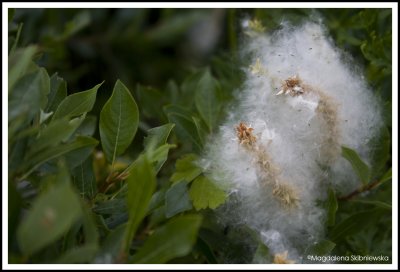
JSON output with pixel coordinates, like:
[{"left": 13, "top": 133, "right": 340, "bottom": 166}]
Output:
[{"left": 8, "top": 8, "right": 392, "bottom": 264}]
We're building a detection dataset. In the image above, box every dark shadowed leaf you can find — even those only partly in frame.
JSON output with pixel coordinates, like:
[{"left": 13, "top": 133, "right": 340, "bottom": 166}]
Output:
[
  {"left": 22, "top": 136, "right": 98, "bottom": 179},
  {"left": 329, "top": 208, "right": 387, "bottom": 242},
  {"left": 8, "top": 46, "right": 37, "bottom": 91},
  {"left": 165, "top": 182, "right": 193, "bottom": 218},
  {"left": 46, "top": 73, "right": 67, "bottom": 113},
  {"left": 164, "top": 105, "right": 203, "bottom": 151},
  {"left": 72, "top": 155, "right": 97, "bottom": 199},
  {"left": 9, "top": 67, "right": 50, "bottom": 123},
  {"left": 305, "top": 240, "right": 336, "bottom": 256},
  {"left": 326, "top": 188, "right": 338, "bottom": 227}
]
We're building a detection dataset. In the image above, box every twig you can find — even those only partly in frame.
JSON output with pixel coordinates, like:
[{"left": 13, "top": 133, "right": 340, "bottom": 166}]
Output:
[{"left": 338, "top": 179, "right": 382, "bottom": 201}]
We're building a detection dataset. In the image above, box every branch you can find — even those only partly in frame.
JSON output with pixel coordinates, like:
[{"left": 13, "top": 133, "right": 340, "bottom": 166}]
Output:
[{"left": 338, "top": 179, "right": 382, "bottom": 201}]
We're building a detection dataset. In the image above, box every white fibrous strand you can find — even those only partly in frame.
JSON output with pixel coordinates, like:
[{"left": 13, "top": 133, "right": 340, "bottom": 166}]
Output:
[{"left": 201, "top": 20, "right": 383, "bottom": 263}]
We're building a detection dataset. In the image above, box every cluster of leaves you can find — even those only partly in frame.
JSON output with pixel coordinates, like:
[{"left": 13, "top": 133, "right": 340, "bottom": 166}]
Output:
[{"left": 8, "top": 8, "right": 392, "bottom": 264}]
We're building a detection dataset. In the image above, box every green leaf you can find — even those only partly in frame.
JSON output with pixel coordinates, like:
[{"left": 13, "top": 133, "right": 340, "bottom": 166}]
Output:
[
  {"left": 61, "top": 11, "right": 90, "bottom": 40},
  {"left": 17, "top": 181, "right": 82, "bottom": 256},
  {"left": 350, "top": 200, "right": 392, "bottom": 210},
  {"left": 22, "top": 136, "right": 98, "bottom": 179},
  {"left": 136, "top": 85, "right": 166, "bottom": 120},
  {"left": 305, "top": 240, "right": 336, "bottom": 256},
  {"left": 329, "top": 208, "right": 386, "bottom": 242},
  {"left": 9, "top": 68, "right": 50, "bottom": 123},
  {"left": 122, "top": 155, "right": 156, "bottom": 253},
  {"left": 252, "top": 242, "right": 272, "bottom": 264},
  {"left": 130, "top": 214, "right": 202, "bottom": 264},
  {"left": 27, "top": 115, "right": 85, "bottom": 157},
  {"left": 194, "top": 69, "right": 222, "bottom": 132},
  {"left": 64, "top": 144, "right": 95, "bottom": 170},
  {"left": 147, "top": 144, "right": 176, "bottom": 173},
  {"left": 170, "top": 154, "right": 202, "bottom": 183},
  {"left": 144, "top": 123, "right": 175, "bottom": 151},
  {"left": 99, "top": 80, "right": 139, "bottom": 165},
  {"left": 96, "top": 224, "right": 126, "bottom": 262},
  {"left": 54, "top": 244, "right": 98, "bottom": 264},
  {"left": 143, "top": 123, "right": 175, "bottom": 172},
  {"left": 369, "top": 126, "right": 390, "bottom": 178},
  {"left": 93, "top": 198, "right": 126, "bottom": 215},
  {"left": 380, "top": 167, "right": 392, "bottom": 184},
  {"left": 326, "top": 188, "right": 338, "bottom": 227},
  {"left": 341, "top": 146, "right": 371, "bottom": 185},
  {"left": 180, "top": 70, "right": 204, "bottom": 107},
  {"left": 192, "top": 116, "right": 207, "bottom": 145},
  {"left": 8, "top": 46, "right": 37, "bottom": 92},
  {"left": 189, "top": 175, "right": 227, "bottom": 210},
  {"left": 46, "top": 73, "right": 67, "bottom": 113},
  {"left": 165, "top": 182, "right": 193, "bottom": 218},
  {"left": 164, "top": 105, "right": 203, "bottom": 151},
  {"left": 74, "top": 115, "right": 97, "bottom": 137},
  {"left": 52, "top": 82, "right": 102, "bottom": 120},
  {"left": 72, "top": 155, "right": 97, "bottom": 199}
]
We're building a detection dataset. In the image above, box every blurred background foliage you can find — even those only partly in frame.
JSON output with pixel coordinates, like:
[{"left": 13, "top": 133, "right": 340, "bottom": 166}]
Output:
[{"left": 8, "top": 8, "right": 392, "bottom": 264}]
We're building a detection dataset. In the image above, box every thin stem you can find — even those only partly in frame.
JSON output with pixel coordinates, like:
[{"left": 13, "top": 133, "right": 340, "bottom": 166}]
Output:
[{"left": 338, "top": 179, "right": 383, "bottom": 201}]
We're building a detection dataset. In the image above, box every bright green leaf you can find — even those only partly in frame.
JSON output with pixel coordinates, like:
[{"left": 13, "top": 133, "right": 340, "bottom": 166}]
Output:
[
  {"left": 195, "top": 69, "right": 222, "bottom": 132},
  {"left": 122, "top": 155, "right": 156, "bottom": 253},
  {"left": 165, "top": 182, "right": 193, "bottom": 218},
  {"left": 170, "top": 154, "right": 202, "bottom": 183},
  {"left": 99, "top": 80, "right": 139, "bottom": 165},
  {"left": 144, "top": 123, "right": 175, "bottom": 151},
  {"left": 17, "top": 181, "right": 82, "bottom": 256},
  {"left": 52, "top": 82, "right": 102, "bottom": 120},
  {"left": 189, "top": 175, "right": 227, "bottom": 210},
  {"left": 130, "top": 214, "right": 202, "bottom": 264},
  {"left": 341, "top": 146, "right": 371, "bottom": 185}
]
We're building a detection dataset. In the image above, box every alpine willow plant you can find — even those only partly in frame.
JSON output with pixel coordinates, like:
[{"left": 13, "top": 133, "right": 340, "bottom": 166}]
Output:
[
  {"left": 7, "top": 8, "right": 392, "bottom": 265},
  {"left": 200, "top": 20, "right": 391, "bottom": 263}
]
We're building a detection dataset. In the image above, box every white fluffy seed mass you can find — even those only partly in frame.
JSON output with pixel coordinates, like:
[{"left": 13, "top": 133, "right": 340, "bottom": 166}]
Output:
[{"left": 201, "top": 21, "right": 383, "bottom": 263}]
